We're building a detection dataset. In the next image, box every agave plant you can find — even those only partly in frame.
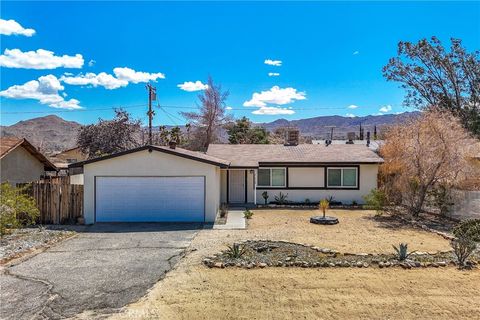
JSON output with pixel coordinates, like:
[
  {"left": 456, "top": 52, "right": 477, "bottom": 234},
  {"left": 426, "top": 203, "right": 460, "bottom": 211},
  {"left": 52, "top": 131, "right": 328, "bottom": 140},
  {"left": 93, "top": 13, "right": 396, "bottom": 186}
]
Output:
[
  {"left": 392, "top": 243, "right": 415, "bottom": 261},
  {"left": 319, "top": 199, "right": 330, "bottom": 218},
  {"left": 226, "top": 243, "right": 247, "bottom": 259}
]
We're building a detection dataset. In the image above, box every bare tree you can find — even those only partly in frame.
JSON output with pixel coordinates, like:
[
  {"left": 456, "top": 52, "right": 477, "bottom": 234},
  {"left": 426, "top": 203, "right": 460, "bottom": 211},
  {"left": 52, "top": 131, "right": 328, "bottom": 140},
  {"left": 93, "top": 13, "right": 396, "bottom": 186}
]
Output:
[
  {"left": 181, "top": 76, "right": 230, "bottom": 151},
  {"left": 383, "top": 37, "right": 480, "bottom": 137},
  {"left": 380, "top": 110, "right": 478, "bottom": 216},
  {"left": 77, "top": 109, "right": 141, "bottom": 158}
]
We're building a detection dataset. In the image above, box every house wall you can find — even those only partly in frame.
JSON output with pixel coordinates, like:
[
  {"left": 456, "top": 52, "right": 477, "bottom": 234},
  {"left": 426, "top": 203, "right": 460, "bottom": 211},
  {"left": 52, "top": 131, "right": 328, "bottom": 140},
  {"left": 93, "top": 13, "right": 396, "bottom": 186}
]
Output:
[
  {"left": 289, "top": 167, "right": 324, "bottom": 187},
  {"left": 256, "top": 164, "right": 379, "bottom": 205},
  {"left": 0, "top": 146, "right": 45, "bottom": 185},
  {"left": 83, "top": 150, "right": 221, "bottom": 224}
]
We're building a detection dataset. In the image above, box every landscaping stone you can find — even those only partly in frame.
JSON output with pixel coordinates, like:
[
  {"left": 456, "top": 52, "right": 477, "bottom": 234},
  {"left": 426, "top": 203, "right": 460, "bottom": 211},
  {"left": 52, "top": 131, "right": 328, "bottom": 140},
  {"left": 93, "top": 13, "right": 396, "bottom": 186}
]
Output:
[{"left": 203, "top": 240, "right": 479, "bottom": 271}]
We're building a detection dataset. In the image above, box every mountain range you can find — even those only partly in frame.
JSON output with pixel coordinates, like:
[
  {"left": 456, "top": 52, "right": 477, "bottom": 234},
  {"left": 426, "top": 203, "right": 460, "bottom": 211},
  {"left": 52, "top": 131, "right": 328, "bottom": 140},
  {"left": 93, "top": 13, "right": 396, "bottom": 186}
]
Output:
[{"left": 1, "top": 112, "right": 419, "bottom": 154}]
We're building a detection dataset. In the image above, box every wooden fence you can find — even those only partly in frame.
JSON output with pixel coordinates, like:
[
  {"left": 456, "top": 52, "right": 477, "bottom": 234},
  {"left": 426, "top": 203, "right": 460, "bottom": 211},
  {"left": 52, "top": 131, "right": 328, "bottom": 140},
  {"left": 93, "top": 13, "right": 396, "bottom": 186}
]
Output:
[{"left": 19, "top": 176, "right": 84, "bottom": 224}]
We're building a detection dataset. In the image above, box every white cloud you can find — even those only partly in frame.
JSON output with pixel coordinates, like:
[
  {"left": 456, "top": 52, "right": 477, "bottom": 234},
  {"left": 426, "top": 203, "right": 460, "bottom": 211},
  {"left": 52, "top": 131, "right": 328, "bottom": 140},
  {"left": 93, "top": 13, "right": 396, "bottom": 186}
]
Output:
[
  {"left": 353, "top": 51, "right": 360, "bottom": 55},
  {"left": 379, "top": 104, "right": 392, "bottom": 113},
  {"left": 346, "top": 113, "right": 356, "bottom": 118},
  {"left": 347, "top": 104, "right": 359, "bottom": 109},
  {"left": 0, "top": 49, "right": 84, "bottom": 69},
  {"left": 252, "top": 106, "right": 295, "bottom": 115},
  {"left": 226, "top": 106, "right": 233, "bottom": 110},
  {"left": 177, "top": 80, "right": 208, "bottom": 92},
  {"left": 243, "top": 86, "right": 306, "bottom": 108},
  {"left": 60, "top": 67, "right": 165, "bottom": 89},
  {"left": 0, "top": 75, "right": 81, "bottom": 109},
  {"left": 0, "top": 19, "right": 35, "bottom": 36},
  {"left": 113, "top": 67, "right": 165, "bottom": 83},
  {"left": 264, "top": 59, "right": 282, "bottom": 67},
  {"left": 60, "top": 72, "right": 128, "bottom": 90},
  {"left": 268, "top": 72, "right": 280, "bottom": 77},
  {"left": 88, "top": 59, "right": 96, "bottom": 67}
]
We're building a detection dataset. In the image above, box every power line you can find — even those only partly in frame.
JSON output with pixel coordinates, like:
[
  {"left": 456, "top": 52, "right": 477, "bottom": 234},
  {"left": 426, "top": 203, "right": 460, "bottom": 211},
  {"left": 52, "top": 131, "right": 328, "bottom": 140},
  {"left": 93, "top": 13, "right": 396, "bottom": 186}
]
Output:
[{"left": 0, "top": 104, "right": 147, "bottom": 114}]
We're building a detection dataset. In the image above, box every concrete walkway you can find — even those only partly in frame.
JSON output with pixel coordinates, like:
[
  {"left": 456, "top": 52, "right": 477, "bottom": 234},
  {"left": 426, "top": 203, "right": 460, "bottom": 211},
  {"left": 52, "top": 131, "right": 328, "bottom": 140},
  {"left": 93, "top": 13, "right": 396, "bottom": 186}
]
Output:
[{"left": 214, "top": 209, "right": 247, "bottom": 230}]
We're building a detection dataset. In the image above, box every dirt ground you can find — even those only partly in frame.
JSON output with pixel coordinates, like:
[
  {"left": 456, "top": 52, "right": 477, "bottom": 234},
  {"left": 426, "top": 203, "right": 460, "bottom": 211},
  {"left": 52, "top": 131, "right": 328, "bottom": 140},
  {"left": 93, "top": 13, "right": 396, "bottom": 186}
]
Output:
[{"left": 111, "top": 209, "right": 479, "bottom": 320}]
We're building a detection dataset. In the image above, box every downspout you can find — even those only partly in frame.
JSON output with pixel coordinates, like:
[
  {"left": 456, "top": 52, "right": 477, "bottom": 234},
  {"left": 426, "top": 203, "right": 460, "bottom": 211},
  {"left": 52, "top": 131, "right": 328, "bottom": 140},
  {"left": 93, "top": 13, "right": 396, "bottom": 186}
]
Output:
[{"left": 253, "top": 169, "right": 257, "bottom": 205}]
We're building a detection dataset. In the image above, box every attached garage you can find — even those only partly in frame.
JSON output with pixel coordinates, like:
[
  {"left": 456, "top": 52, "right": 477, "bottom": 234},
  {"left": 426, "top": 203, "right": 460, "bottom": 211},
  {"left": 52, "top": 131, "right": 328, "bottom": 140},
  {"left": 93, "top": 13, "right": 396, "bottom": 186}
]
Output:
[
  {"left": 95, "top": 176, "right": 205, "bottom": 222},
  {"left": 71, "top": 145, "right": 229, "bottom": 224}
]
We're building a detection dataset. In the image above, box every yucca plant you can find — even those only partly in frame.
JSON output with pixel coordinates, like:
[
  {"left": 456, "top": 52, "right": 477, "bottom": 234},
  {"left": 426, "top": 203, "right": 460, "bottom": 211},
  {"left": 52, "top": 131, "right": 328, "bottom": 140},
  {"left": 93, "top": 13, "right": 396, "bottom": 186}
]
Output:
[
  {"left": 392, "top": 243, "right": 415, "bottom": 261},
  {"left": 226, "top": 243, "right": 247, "bottom": 259},
  {"left": 319, "top": 199, "right": 330, "bottom": 218}
]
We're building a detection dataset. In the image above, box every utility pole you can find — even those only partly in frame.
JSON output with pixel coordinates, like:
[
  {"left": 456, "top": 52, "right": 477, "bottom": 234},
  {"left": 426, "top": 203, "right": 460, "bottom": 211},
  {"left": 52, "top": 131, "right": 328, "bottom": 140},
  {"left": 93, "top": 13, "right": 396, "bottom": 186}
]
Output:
[{"left": 146, "top": 84, "right": 156, "bottom": 145}]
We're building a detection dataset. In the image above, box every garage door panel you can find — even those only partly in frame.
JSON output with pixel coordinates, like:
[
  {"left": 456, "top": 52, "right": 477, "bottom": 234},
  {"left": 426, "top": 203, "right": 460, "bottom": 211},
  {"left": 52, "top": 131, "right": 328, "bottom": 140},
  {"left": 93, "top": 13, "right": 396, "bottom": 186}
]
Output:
[{"left": 96, "top": 177, "right": 205, "bottom": 222}]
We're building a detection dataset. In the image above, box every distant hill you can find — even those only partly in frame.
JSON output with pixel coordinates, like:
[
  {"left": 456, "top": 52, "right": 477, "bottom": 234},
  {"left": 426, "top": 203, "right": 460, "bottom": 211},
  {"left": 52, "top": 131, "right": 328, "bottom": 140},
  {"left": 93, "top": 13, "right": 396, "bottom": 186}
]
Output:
[
  {"left": 259, "top": 112, "right": 420, "bottom": 138},
  {"left": 0, "top": 112, "right": 419, "bottom": 154},
  {"left": 0, "top": 115, "right": 82, "bottom": 155}
]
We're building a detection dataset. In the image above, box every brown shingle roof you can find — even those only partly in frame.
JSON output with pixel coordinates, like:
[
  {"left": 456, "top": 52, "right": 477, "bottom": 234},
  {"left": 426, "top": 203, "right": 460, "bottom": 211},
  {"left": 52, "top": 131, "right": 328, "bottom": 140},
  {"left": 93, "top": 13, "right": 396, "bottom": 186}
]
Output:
[
  {"left": 206, "top": 144, "right": 384, "bottom": 167},
  {"left": 0, "top": 137, "right": 57, "bottom": 171},
  {"left": 69, "top": 145, "right": 230, "bottom": 168}
]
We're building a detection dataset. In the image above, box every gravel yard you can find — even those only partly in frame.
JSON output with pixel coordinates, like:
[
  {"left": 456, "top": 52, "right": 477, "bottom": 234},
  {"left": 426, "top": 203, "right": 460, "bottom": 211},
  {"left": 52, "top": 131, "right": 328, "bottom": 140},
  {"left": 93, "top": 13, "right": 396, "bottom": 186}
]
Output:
[
  {"left": 0, "top": 227, "right": 75, "bottom": 264},
  {"left": 111, "top": 209, "right": 480, "bottom": 320}
]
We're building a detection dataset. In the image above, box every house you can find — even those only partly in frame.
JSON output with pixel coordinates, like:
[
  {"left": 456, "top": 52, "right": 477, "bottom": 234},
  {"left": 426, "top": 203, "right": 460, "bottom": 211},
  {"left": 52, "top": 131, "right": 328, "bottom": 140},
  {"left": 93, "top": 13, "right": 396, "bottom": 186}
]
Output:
[
  {"left": 0, "top": 137, "right": 57, "bottom": 185},
  {"left": 70, "top": 142, "right": 383, "bottom": 224},
  {"left": 50, "top": 146, "right": 88, "bottom": 168}
]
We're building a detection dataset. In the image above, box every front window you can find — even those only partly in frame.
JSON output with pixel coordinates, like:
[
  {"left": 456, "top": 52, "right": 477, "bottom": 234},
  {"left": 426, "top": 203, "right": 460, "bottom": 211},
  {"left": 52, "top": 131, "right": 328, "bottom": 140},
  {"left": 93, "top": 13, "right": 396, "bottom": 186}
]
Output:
[
  {"left": 327, "top": 167, "right": 358, "bottom": 188},
  {"left": 258, "top": 168, "right": 286, "bottom": 187}
]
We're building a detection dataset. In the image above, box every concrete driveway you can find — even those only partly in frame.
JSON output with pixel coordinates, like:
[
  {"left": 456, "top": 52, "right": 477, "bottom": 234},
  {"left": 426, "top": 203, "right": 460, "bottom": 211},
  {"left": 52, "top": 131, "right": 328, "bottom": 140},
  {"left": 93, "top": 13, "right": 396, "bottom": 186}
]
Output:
[{"left": 0, "top": 223, "right": 201, "bottom": 319}]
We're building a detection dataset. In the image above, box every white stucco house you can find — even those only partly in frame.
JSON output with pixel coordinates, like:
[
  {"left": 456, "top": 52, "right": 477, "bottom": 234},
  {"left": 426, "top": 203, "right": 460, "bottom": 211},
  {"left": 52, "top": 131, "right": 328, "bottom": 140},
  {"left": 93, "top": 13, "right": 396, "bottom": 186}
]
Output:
[{"left": 70, "top": 143, "right": 383, "bottom": 224}]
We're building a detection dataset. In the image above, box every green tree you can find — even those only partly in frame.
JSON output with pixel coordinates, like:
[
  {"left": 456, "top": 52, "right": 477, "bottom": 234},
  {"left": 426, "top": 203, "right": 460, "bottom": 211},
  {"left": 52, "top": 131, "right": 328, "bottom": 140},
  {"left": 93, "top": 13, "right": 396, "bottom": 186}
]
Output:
[
  {"left": 383, "top": 37, "right": 480, "bottom": 137},
  {"left": 227, "top": 117, "right": 269, "bottom": 144},
  {"left": 0, "top": 183, "right": 39, "bottom": 235}
]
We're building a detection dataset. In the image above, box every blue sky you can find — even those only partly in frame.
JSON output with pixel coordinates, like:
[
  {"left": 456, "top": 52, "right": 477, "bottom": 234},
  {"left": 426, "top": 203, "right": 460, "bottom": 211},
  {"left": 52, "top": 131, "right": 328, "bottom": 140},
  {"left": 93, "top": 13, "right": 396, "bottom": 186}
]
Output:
[{"left": 1, "top": 1, "right": 479, "bottom": 127}]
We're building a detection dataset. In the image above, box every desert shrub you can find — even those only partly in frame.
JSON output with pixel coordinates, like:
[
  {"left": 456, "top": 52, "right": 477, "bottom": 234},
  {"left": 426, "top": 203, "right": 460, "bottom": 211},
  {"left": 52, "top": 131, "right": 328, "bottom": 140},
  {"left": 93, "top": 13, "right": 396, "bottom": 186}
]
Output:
[
  {"left": 319, "top": 199, "right": 329, "bottom": 218},
  {"left": 226, "top": 243, "right": 246, "bottom": 258},
  {"left": 243, "top": 209, "right": 254, "bottom": 219},
  {"left": 351, "top": 200, "right": 358, "bottom": 206},
  {"left": 392, "top": 243, "right": 415, "bottom": 261},
  {"left": 363, "top": 188, "right": 387, "bottom": 215},
  {"left": 219, "top": 203, "right": 228, "bottom": 218},
  {"left": 261, "top": 191, "right": 269, "bottom": 205},
  {"left": 305, "top": 198, "right": 311, "bottom": 204},
  {"left": 453, "top": 219, "right": 480, "bottom": 242},
  {"left": 428, "top": 183, "right": 454, "bottom": 216},
  {"left": 451, "top": 235, "right": 476, "bottom": 268},
  {"left": 274, "top": 192, "right": 288, "bottom": 204},
  {"left": 0, "top": 183, "right": 39, "bottom": 235}
]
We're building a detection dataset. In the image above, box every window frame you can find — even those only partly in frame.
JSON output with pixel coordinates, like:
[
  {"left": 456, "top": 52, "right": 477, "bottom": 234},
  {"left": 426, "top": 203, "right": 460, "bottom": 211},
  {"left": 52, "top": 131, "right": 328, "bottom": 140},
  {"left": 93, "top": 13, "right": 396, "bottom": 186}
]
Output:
[
  {"left": 326, "top": 167, "right": 358, "bottom": 188},
  {"left": 257, "top": 167, "right": 287, "bottom": 188}
]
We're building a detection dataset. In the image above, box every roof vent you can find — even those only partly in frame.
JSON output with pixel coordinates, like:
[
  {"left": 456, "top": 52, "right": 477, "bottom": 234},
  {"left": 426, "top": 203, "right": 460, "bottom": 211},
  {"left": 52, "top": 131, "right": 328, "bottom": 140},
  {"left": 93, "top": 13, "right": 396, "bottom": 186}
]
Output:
[
  {"left": 284, "top": 129, "right": 300, "bottom": 146},
  {"left": 346, "top": 132, "right": 355, "bottom": 144}
]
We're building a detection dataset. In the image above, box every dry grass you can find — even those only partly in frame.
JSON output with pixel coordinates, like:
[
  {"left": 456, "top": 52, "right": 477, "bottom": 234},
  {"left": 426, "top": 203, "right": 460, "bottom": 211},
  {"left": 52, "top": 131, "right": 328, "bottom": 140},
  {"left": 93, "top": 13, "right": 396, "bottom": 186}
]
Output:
[{"left": 111, "top": 210, "right": 478, "bottom": 320}]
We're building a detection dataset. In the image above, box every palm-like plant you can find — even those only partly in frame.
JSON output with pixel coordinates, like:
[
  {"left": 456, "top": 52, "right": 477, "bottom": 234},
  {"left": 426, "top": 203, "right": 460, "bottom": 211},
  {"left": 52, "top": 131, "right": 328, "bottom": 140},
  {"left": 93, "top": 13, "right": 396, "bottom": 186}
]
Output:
[
  {"left": 226, "top": 243, "right": 247, "bottom": 258},
  {"left": 319, "top": 199, "right": 329, "bottom": 218}
]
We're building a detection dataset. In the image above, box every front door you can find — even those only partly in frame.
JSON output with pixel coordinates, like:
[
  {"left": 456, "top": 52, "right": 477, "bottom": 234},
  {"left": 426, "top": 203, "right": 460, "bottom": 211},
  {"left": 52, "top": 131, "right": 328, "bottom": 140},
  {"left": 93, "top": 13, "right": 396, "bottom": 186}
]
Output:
[{"left": 229, "top": 170, "right": 246, "bottom": 203}]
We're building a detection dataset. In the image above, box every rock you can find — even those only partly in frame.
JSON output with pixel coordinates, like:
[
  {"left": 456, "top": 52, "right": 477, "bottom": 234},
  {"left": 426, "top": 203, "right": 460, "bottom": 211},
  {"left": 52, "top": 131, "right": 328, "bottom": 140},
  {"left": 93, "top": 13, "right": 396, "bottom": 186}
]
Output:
[
  {"left": 379, "top": 262, "right": 384, "bottom": 268},
  {"left": 202, "top": 258, "right": 212, "bottom": 265},
  {"left": 437, "top": 261, "right": 447, "bottom": 267},
  {"left": 321, "top": 248, "right": 331, "bottom": 254},
  {"left": 363, "top": 263, "right": 369, "bottom": 268},
  {"left": 328, "top": 262, "right": 336, "bottom": 267},
  {"left": 356, "top": 261, "right": 363, "bottom": 268},
  {"left": 213, "top": 262, "right": 224, "bottom": 268},
  {"left": 431, "top": 262, "right": 439, "bottom": 268},
  {"left": 413, "top": 261, "right": 421, "bottom": 268},
  {"left": 384, "top": 262, "right": 391, "bottom": 267},
  {"left": 357, "top": 253, "right": 369, "bottom": 257},
  {"left": 285, "top": 257, "right": 292, "bottom": 262},
  {"left": 259, "top": 263, "right": 267, "bottom": 268}
]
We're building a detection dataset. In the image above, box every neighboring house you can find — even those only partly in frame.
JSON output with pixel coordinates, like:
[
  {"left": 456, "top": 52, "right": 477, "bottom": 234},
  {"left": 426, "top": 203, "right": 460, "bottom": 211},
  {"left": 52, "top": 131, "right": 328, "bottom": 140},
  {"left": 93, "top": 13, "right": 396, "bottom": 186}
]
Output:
[
  {"left": 70, "top": 142, "right": 383, "bottom": 224},
  {"left": 50, "top": 146, "right": 88, "bottom": 184},
  {"left": 0, "top": 137, "right": 57, "bottom": 185}
]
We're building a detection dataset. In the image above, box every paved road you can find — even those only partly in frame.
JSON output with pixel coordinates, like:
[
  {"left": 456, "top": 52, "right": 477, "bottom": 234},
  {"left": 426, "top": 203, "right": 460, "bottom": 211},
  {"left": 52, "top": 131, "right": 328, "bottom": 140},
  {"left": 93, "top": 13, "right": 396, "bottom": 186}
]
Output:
[{"left": 0, "top": 223, "right": 201, "bottom": 319}]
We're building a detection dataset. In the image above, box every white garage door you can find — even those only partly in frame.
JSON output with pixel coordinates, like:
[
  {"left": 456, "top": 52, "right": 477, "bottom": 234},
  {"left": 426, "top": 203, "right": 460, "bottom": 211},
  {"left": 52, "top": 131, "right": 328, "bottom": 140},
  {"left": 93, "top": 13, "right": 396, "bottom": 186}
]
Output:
[{"left": 95, "top": 176, "right": 205, "bottom": 222}]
